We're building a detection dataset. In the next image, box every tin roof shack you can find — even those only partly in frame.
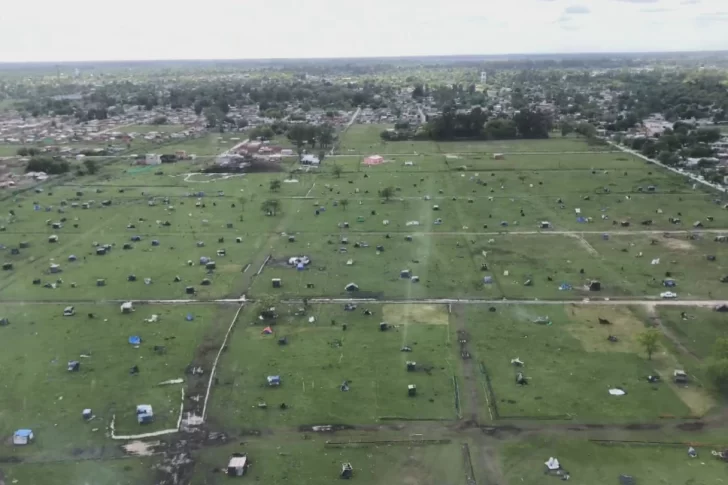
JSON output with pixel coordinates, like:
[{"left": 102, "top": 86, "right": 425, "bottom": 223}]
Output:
[
  {"left": 267, "top": 375, "right": 281, "bottom": 387},
  {"left": 136, "top": 404, "right": 154, "bottom": 424},
  {"left": 227, "top": 454, "right": 248, "bottom": 477},
  {"left": 341, "top": 462, "right": 354, "bottom": 479},
  {"left": 13, "top": 429, "right": 34, "bottom": 445}
]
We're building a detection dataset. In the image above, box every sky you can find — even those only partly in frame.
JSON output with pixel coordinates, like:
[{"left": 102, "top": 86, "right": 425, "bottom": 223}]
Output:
[{"left": 1, "top": 0, "right": 727, "bottom": 62}]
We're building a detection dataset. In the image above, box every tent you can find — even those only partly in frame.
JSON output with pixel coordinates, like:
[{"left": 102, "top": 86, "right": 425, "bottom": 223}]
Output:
[
  {"left": 129, "top": 335, "right": 142, "bottom": 345},
  {"left": 13, "top": 429, "right": 34, "bottom": 445},
  {"left": 267, "top": 375, "right": 281, "bottom": 386},
  {"left": 186, "top": 313, "right": 194, "bottom": 321},
  {"left": 262, "top": 326, "right": 273, "bottom": 335},
  {"left": 363, "top": 155, "right": 384, "bottom": 165},
  {"left": 483, "top": 276, "right": 493, "bottom": 284},
  {"left": 121, "top": 301, "right": 134, "bottom": 313},
  {"left": 558, "top": 283, "right": 572, "bottom": 291},
  {"left": 136, "top": 404, "right": 154, "bottom": 424}
]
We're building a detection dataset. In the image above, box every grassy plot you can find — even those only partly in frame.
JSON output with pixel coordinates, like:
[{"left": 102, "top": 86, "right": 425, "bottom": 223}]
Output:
[
  {"left": 461, "top": 304, "right": 697, "bottom": 420},
  {"left": 501, "top": 437, "right": 728, "bottom": 485},
  {"left": 191, "top": 439, "right": 465, "bottom": 485},
  {"left": 0, "top": 303, "right": 220, "bottom": 456},
  {"left": 0, "top": 232, "right": 262, "bottom": 300},
  {"left": 586, "top": 234, "right": 728, "bottom": 300},
  {"left": 248, "top": 233, "right": 487, "bottom": 299},
  {"left": 208, "top": 304, "right": 459, "bottom": 428},
  {"left": 436, "top": 135, "right": 604, "bottom": 154},
  {"left": 0, "top": 458, "right": 156, "bottom": 485},
  {"left": 657, "top": 306, "right": 728, "bottom": 358},
  {"left": 338, "top": 124, "right": 439, "bottom": 155},
  {"left": 472, "top": 234, "right": 632, "bottom": 299}
]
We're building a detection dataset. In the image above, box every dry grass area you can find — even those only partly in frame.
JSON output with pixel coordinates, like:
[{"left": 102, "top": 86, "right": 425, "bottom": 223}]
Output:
[
  {"left": 383, "top": 304, "right": 449, "bottom": 326},
  {"left": 567, "top": 305, "right": 715, "bottom": 415},
  {"left": 661, "top": 237, "right": 695, "bottom": 251},
  {"left": 567, "top": 306, "right": 644, "bottom": 353}
]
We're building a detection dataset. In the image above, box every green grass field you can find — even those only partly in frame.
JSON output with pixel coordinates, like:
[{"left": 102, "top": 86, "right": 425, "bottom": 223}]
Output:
[{"left": 4, "top": 132, "right": 728, "bottom": 484}]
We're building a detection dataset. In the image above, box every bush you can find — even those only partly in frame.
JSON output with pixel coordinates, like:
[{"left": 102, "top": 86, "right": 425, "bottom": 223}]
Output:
[{"left": 25, "top": 156, "right": 70, "bottom": 175}]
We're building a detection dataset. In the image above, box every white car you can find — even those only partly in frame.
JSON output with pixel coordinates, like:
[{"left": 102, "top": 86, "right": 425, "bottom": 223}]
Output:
[{"left": 660, "top": 292, "right": 677, "bottom": 299}]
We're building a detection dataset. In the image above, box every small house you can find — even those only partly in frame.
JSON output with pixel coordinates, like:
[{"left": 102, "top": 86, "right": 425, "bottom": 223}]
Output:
[
  {"left": 300, "top": 154, "right": 320, "bottom": 165},
  {"left": 227, "top": 454, "right": 248, "bottom": 477},
  {"left": 267, "top": 375, "right": 281, "bottom": 386},
  {"left": 341, "top": 463, "right": 354, "bottom": 479},
  {"left": 674, "top": 370, "right": 689, "bottom": 384},
  {"left": 63, "top": 306, "right": 75, "bottom": 317},
  {"left": 13, "top": 429, "right": 34, "bottom": 445},
  {"left": 136, "top": 404, "right": 154, "bottom": 424}
]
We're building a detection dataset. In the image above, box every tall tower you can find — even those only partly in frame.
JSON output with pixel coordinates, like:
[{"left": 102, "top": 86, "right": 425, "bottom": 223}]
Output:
[{"left": 480, "top": 71, "right": 487, "bottom": 84}]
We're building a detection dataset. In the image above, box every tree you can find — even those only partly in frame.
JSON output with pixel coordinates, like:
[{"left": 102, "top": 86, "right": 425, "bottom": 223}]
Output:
[
  {"left": 339, "top": 199, "right": 349, "bottom": 211},
  {"left": 637, "top": 329, "right": 661, "bottom": 360},
  {"left": 269, "top": 180, "right": 282, "bottom": 192},
  {"left": 332, "top": 164, "right": 343, "bottom": 179},
  {"left": 83, "top": 159, "right": 99, "bottom": 175},
  {"left": 261, "top": 199, "right": 281, "bottom": 216},
  {"left": 26, "top": 157, "right": 69, "bottom": 175},
  {"left": 483, "top": 119, "right": 517, "bottom": 140},
  {"left": 152, "top": 116, "right": 168, "bottom": 125},
  {"left": 561, "top": 122, "right": 574, "bottom": 137},
  {"left": 316, "top": 124, "right": 335, "bottom": 149},
  {"left": 318, "top": 150, "right": 326, "bottom": 164},
  {"left": 575, "top": 122, "right": 597, "bottom": 138},
  {"left": 379, "top": 186, "right": 394, "bottom": 202}
]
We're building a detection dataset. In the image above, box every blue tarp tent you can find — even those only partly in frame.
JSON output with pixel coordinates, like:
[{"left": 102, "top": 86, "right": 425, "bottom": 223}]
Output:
[
  {"left": 13, "top": 429, "right": 33, "bottom": 445},
  {"left": 602, "top": 233, "right": 609, "bottom": 240},
  {"left": 576, "top": 217, "right": 587, "bottom": 223},
  {"left": 559, "top": 283, "right": 572, "bottom": 291},
  {"left": 663, "top": 279, "right": 677, "bottom": 287},
  {"left": 186, "top": 313, "right": 194, "bottom": 321},
  {"left": 296, "top": 262, "right": 305, "bottom": 271},
  {"left": 68, "top": 255, "right": 77, "bottom": 261},
  {"left": 483, "top": 276, "right": 493, "bottom": 284},
  {"left": 267, "top": 375, "right": 281, "bottom": 386},
  {"left": 129, "top": 335, "right": 141, "bottom": 345}
]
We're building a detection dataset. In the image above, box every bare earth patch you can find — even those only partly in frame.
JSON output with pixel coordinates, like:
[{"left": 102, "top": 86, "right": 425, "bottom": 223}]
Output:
[
  {"left": 567, "top": 306, "right": 643, "bottom": 353},
  {"left": 662, "top": 238, "right": 695, "bottom": 251},
  {"left": 123, "top": 440, "right": 161, "bottom": 456},
  {"left": 383, "top": 304, "right": 449, "bottom": 326}
]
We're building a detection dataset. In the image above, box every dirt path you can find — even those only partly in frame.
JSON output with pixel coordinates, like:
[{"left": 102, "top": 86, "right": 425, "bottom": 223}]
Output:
[
  {"left": 450, "top": 304, "right": 483, "bottom": 424},
  {"left": 646, "top": 303, "right": 701, "bottom": 362}
]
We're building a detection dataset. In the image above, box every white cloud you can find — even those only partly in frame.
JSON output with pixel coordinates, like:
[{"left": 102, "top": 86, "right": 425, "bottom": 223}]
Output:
[{"left": 0, "top": 0, "right": 725, "bottom": 62}]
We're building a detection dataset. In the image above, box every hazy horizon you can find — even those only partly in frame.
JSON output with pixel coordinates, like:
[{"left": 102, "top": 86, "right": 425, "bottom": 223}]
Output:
[{"left": 2, "top": 0, "right": 727, "bottom": 63}]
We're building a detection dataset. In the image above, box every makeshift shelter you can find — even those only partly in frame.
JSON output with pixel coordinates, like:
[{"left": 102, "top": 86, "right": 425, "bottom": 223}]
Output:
[
  {"left": 67, "top": 360, "right": 80, "bottom": 372},
  {"left": 13, "top": 429, "right": 34, "bottom": 445},
  {"left": 82, "top": 409, "right": 93, "bottom": 420},
  {"left": 363, "top": 155, "right": 384, "bottom": 166},
  {"left": 121, "top": 301, "right": 134, "bottom": 313},
  {"left": 186, "top": 313, "right": 194, "bottom": 321},
  {"left": 589, "top": 280, "right": 601, "bottom": 291},
  {"left": 267, "top": 375, "right": 281, "bottom": 386},
  {"left": 663, "top": 279, "right": 677, "bottom": 288},
  {"left": 136, "top": 404, "right": 154, "bottom": 424},
  {"left": 48, "top": 235, "right": 58, "bottom": 243},
  {"left": 341, "top": 463, "right": 354, "bottom": 479},
  {"left": 408, "top": 384, "right": 417, "bottom": 396},
  {"left": 128, "top": 274, "right": 137, "bottom": 282},
  {"left": 68, "top": 254, "right": 77, "bottom": 261},
  {"left": 227, "top": 455, "right": 248, "bottom": 477},
  {"left": 129, "top": 335, "right": 142, "bottom": 346},
  {"left": 2, "top": 263, "right": 13, "bottom": 271},
  {"left": 674, "top": 370, "right": 689, "bottom": 384},
  {"left": 345, "top": 282, "right": 359, "bottom": 292},
  {"left": 272, "top": 278, "right": 282, "bottom": 288},
  {"left": 63, "top": 306, "right": 75, "bottom": 317},
  {"left": 151, "top": 240, "right": 160, "bottom": 246}
]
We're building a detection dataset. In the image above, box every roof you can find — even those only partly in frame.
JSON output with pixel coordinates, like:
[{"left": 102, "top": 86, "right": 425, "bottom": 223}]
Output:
[
  {"left": 15, "top": 429, "right": 33, "bottom": 437},
  {"left": 228, "top": 456, "right": 247, "bottom": 468}
]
